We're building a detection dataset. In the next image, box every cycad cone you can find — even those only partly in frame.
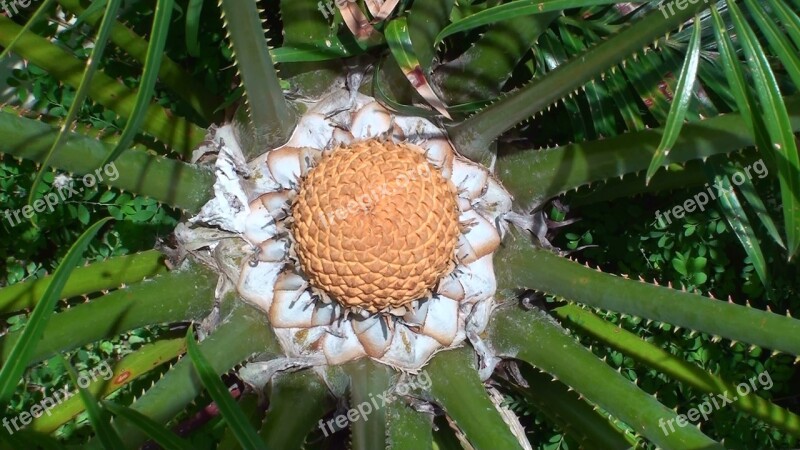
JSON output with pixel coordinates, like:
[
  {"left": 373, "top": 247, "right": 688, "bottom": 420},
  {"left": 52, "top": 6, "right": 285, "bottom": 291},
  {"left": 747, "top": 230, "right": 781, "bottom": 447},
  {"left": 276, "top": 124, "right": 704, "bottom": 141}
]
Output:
[
  {"left": 293, "top": 140, "right": 460, "bottom": 312},
  {"left": 181, "top": 87, "right": 512, "bottom": 371}
]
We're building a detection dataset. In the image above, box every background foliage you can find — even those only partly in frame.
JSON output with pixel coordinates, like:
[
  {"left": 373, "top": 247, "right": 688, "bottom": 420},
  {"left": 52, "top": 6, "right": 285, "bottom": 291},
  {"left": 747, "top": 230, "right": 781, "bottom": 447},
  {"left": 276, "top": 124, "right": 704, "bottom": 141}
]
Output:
[{"left": 0, "top": 0, "right": 798, "bottom": 448}]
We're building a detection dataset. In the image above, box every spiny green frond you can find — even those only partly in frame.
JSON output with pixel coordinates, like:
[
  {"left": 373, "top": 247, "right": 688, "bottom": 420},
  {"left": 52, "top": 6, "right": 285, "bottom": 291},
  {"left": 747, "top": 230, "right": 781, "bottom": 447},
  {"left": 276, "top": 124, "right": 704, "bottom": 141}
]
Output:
[
  {"left": 186, "top": 324, "right": 266, "bottom": 449},
  {"left": 428, "top": 348, "right": 527, "bottom": 450},
  {"left": 85, "top": 303, "right": 280, "bottom": 450},
  {"left": 31, "top": 338, "right": 186, "bottom": 433},
  {"left": 449, "top": 1, "right": 711, "bottom": 163},
  {"left": 387, "top": 395, "right": 434, "bottom": 450},
  {"left": 0, "top": 265, "right": 217, "bottom": 367},
  {"left": 259, "top": 370, "right": 333, "bottom": 448},
  {"left": 344, "top": 360, "right": 392, "bottom": 450},
  {"left": 488, "top": 304, "right": 724, "bottom": 449},
  {"left": 495, "top": 94, "right": 800, "bottom": 210},
  {"left": 0, "top": 109, "right": 215, "bottom": 212},
  {"left": 495, "top": 230, "right": 800, "bottom": 356},
  {"left": 435, "top": 11, "right": 557, "bottom": 104},
  {"left": 0, "top": 16, "right": 207, "bottom": 158},
  {"left": 0, "top": 250, "right": 166, "bottom": 314},
  {"left": 497, "top": 364, "right": 637, "bottom": 449},
  {"left": 0, "top": 218, "right": 111, "bottom": 403},
  {"left": 553, "top": 304, "right": 800, "bottom": 437},
  {"left": 218, "top": 0, "right": 296, "bottom": 158}
]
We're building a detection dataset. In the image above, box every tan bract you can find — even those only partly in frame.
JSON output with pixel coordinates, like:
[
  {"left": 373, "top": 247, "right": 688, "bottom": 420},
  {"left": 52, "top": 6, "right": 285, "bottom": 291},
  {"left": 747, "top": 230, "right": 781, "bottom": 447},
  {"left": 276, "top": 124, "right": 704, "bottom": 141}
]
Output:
[{"left": 292, "top": 140, "right": 459, "bottom": 311}]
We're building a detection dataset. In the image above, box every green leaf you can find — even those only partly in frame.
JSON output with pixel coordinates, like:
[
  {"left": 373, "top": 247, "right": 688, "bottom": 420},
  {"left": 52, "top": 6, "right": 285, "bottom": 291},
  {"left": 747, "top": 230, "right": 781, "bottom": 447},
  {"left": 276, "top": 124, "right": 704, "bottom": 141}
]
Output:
[
  {"left": 435, "top": 5, "right": 556, "bottom": 104},
  {"left": 602, "top": 60, "right": 647, "bottom": 132},
  {"left": 185, "top": 0, "right": 203, "bottom": 57},
  {"left": 707, "top": 164, "right": 769, "bottom": 287},
  {"left": 407, "top": 0, "right": 454, "bottom": 71},
  {"left": 30, "top": 338, "right": 185, "bottom": 433},
  {"left": 645, "top": 16, "right": 702, "bottom": 183},
  {"left": 99, "top": 190, "right": 116, "bottom": 203},
  {"left": 103, "top": 401, "right": 194, "bottom": 450},
  {"left": 0, "top": 264, "right": 216, "bottom": 368},
  {"left": 744, "top": 0, "right": 800, "bottom": 88},
  {"left": 691, "top": 272, "right": 707, "bottom": 285},
  {"left": 387, "top": 398, "right": 434, "bottom": 450},
  {"left": 219, "top": 396, "right": 263, "bottom": 449},
  {"left": 103, "top": 0, "right": 174, "bottom": 165},
  {"left": 728, "top": 0, "right": 800, "bottom": 259},
  {"left": 372, "top": 59, "right": 488, "bottom": 117},
  {"left": 537, "top": 29, "right": 591, "bottom": 139},
  {"left": 690, "top": 256, "right": 707, "bottom": 272},
  {"left": 499, "top": 365, "right": 636, "bottom": 449},
  {"left": 385, "top": 18, "right": 450, "bottom": 118},
  {"left": 59, "top": 0, "right": 219, "bottom": 123},
  {"left": 271, "top": 42, "right": 356, "bottom": 62},
  {"left": 87, "top": 304, "right": 277, "bottom": 449},
  {"left": 559, "top": 26, "right": 616, "bottom": 138},
  {"left": 0, "top": 16, "right": 206, "bottom": 157},
  {"left": 672, "top": 257, "right": 687, "bottom": 276},
  {"left": 436, "top": 0, "right": 625, "bottom": 43},
  {"left": 78, "top": 204, "right": 91, "bottom": 224},
  {"left": 709, "top": 5, "right": 785, "bottom": 250},
  {"left": 279, "top": 0, "right": 334, "bottom": 45},
  {"left": 0, "top": 109, "right": 215, "bottom": 212},
  {"left": 734, "top": 164, "right": 786, "bottom": 249},
  {"left": 185, "top": 324, "right": 267, "bottom": 450},
  {"left": 765, "top": 0, "right": 800, "bottom": 50},
  {"left": 59, "top": 355, "right": 126, "bottom": 450},
  {"left": 623, "top": 50, "right": 677, "bottom": 123},
  {"left": 0, "top": 217, "right": 110, "bottom": 402}
]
